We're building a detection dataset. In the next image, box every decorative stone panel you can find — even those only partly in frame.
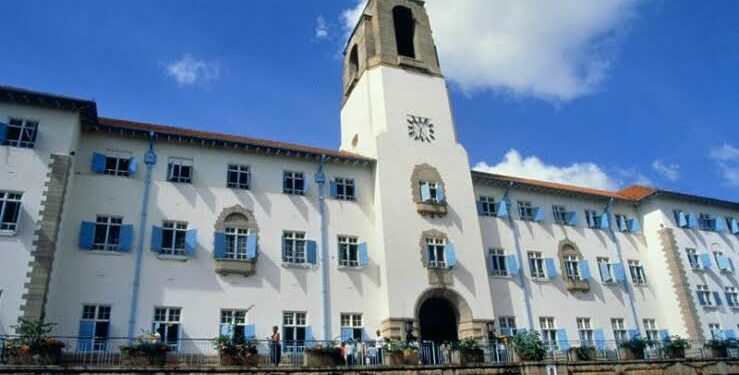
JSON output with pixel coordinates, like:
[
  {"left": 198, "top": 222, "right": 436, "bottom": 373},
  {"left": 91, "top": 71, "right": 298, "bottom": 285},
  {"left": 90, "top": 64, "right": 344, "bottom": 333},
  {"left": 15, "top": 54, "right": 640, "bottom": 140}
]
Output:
[
  {"left": 410, "top": 163, "right": 447, "bottom": 217},
  {"left": 557, "top": 240, "right": 590, "bottom": 292},
  {"left": 659, "top": 228, "right": 703, "bottom": 340},
  {"left": 418, "top": 229, "right": 452, "bottom": 286},
  {"left": 213, "top": 205, "right": 259, "bottom": 276}
]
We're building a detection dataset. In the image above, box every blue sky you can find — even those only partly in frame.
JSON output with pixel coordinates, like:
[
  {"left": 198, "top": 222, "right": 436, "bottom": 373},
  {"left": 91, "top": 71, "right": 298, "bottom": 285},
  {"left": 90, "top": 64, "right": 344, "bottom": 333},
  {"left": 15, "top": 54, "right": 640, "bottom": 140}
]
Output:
[{"left": 1, "top": 0, "right": 737, "bottom": 201}]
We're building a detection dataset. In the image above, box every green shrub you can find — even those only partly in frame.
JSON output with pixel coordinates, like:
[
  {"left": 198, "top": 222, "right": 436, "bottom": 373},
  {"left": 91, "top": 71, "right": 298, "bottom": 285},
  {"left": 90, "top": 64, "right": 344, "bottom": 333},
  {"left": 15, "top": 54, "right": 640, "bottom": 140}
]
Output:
[{"left": 511, "top": 331, "right": 546, "bottom": 361}]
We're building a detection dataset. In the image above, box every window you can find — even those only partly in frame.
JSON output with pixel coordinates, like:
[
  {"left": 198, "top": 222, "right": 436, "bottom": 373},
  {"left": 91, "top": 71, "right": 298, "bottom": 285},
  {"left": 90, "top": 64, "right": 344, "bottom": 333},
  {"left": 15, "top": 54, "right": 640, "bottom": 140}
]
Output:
[
  {"left": 283, "top": 231, "right": 307, "bottom": 264},
  {"left": 489, "top": 248, "right": 508, "bottom": 276},
  {"left": 615, "top": 214, "right": 628, "bottom": 232},
  {"left": 283, "top": 311, "right": 307, "bottom": 349},
  {"left": 227, "top": 165, "right": 250, "bottom": 190},
  {"left": 81, "top": 305, "right": 111, "bottom": 352},
  {"left": 564, "top": 255, "right": 581, "bottom": 280},
  {"left": 426, "top": 238, "right": 446, "bottom": 268},
  {"left": 585, "top": 209, "right": 601, "bottom": 228},
  {"left": 153, "top": 307, "right": 181, "bottom": 351},
  {"left": 518, "top": 201, "right": 535, "bottom": 221},
  {"left": 539, "top": 317, "right": 557, "bottom": 351},
  {"left": 340, "top": 313, "right": 363, "bottom": 341},
  {"left": 161, "top": 221, "right": 188, "bottom": 255},
  {"left": 338, "top": 236, "right": 359, "bottom": 267},
  {"left": 101, "top": 151, "right": 132, "bottom": 176},
  {"left": 628, "top": 260, "right": 646, "bottom": 285},
  {"left": 348, "top": 45, "right": 359, "bottom": 77},
  {"left": 699, "top": 213, "right": 713, "bottom": 231},
  {"left": 686, "top": 248, "right": 700, "bottom": 270},
  {"left": 419, "top": 181, "right": 443, "bottom": 203},
  {"left": 709, "top": 324, "right": 721, "bottom": 339},
  {"left": 220, "top": 309, "right": 247, "bottom": 340},
  {"left": 611, "top": 318, "right": 627, "bottom": 344},
  {"left": 577, "top": 318, "right": 593, "bottom": 346},
  {"left": 643, "top": 319, "right": 657, "bottom": 343},
  {"left": 3, "top": 117, "right": 38, "bottom": 148},
  {"left": 499, "top": 317, "right": 517, "bottom": 336},
  {"left": 225, "top": 227, "right": 249, "bottom": 260},
  {"left": 283, "top": 171, "right": 305, "bottom": 195},
  {"left": 392, "top": 6, "right": 416, "bottom": 59},
  {"left": 334, "top": 178, "right": 356, "bottom": 201},
  {"left": 479, "top": 196, "right": 497, "bottom": 217},
  {"left": 552, "top": 205, "right": 568, "bottom": 225},
  {"left": 725, "top": 286, "right": 739, "bottom": 307},
  {"left": 713, "top": 251, "right": 734, "bottom": 272},
  {"left": 167, "top": 158, "right": 193, "bottom": 183},
  {"left": 698, "top": 285, "right": 713, "bottom": 306},
  {"left": 528, "top": 251, "right": 545, "bottom": 279},
  {"left": 597, "top": 257, "right": 613, "bottom": 283},
  {"left": 92, "top": 216, "right": 122, "bottom": 251},
  {"left": 0, "top": 191, "right": 22, "bottom": 232}
]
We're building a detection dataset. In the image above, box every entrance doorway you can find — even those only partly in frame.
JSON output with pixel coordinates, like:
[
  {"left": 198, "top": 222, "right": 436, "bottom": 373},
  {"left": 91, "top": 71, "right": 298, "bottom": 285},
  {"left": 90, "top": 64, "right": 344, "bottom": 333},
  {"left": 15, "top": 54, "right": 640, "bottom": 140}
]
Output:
[{"left": 418, "top": 297, "right": 458, "bottom": 342}]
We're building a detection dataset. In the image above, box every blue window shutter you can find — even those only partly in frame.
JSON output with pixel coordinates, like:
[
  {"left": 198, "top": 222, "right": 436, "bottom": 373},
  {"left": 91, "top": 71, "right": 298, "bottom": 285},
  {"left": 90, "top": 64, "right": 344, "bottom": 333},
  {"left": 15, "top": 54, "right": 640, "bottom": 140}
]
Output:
[
  {"left": 118, "top": 224, "right": 134, "bottom": 252},
  {"left": 567, "top": 211, "right": 577, "bottom": 226},
  {"left": 78, "top": 221, "right": 95, "bottom": 250},
  {"left": 303, "top": 179, "right": 309, "bottom": 194},
  {"left": 420, "top": 182, "right": 431, "bottom": 202},
  {"left": 127, "top": 156, "right": 137, "bottom": 176},
  {"left": 533, "top": 207, "right": 544, "bottom": 222},
  {"left": 0, "top": 122, "right": 7, "bottom": 143},
  {"left": 726, "top": 292, "right": 735, "bottom": 307},
  {"left": 213, "top": 231, "right": 226, "bottom": 258},
  {"left": 593, "top": 329, "right": 606, "bottom": 350},
  {"left": 496, "top": 200, "right": 508, "bottom": 218},
  {"left": 500, "top": 327, "right": 513, "bottom": 337},
  {"left": 676, "top": 211, "right": 687, "bottom": 227},
  {"left": 628, "top": 329, "right": 640, "bottom": 340},
  {"left": 627, "top": 218, "right": 640, "bottom": 233},
  {"left": 658, "top": 329, "right": 670, "bottom": 341},
  {"left": 281, "top": 239, "right": 288, "bottom": 262},
  {"left": 617, "top": 215, "right": 626, "bottom": 231},
  {"left": 304, "top": 326, "right": 313, "bottom": 343},
  {"left": 329, "top": 181, "right": 337, "bottom": 198},
  {"left": 437, "top": 185, "right": 445, "bottom": 202},
  {"left": 712, "top": 330, "right": 725, "bottom": 340},
  {"left": 700, "top": 253, "right": 712, "bottom": 269},
  {"left": 184, "top": 229, "right": 197, "bottom": 256},
  {"left": 486, "top": 253, "right": 494, "bottom": 274},
  {"left": 358, "top": 242, "right": 369, "bottom": 267},
  {"left": 306, "top": 240, "right": 317, "bottom": 264},
  {"left": 730, "top": 218, "right": 739, "bottom": 234},
  {"left": 246, "top": 234, "right": 257, "bottom": 259},
  {"left": 599, "top": 262, "right": 611, "bottom": 282},
  {"left": 544, "top": 257, "right": 557, "bottom": 278},
  {"left": 687, "top": 213, "right": 696, "bottom": 228},
  {"left": 220, "top": 324, "right": 234, "bottom": 338},
  {"left": 505, "top": 255, "right": 519, "bottom": 275},
  {"left": 244, "top": 324, "right": 256, "bottom": 338},
  {"left": 476, "top": 200, "right": 485, "bottom": 216},
  {"left": 724, "top": 329, "right": 737, "bottom": 340},
  {"left": 579, "top": 259, "right": 591, "bottom": 279},
  {"left": 556, "top": 329, "right": 569, "bottom": 350},
  {"left": 713, "top": 218, "right": 725, "bottom": 232},
  {"left": 599, "top": 213, "right": 610, "bottom": 229},
  {"left": 697, "top": 290, "right": 706, "bottom": 305},
  {"left": 444, "top": 242, "right": 456, "bottom": 268},
  {"left": 77, "top": 320, "right": 95, "bottom": 352},
  {"left": 613, "top": 263, "right": 626, "bottom": 282},
  {"left": 717, "top": 255, "right": 730, "bottom": 271},
  {"left": 167, "top": 163, "right": 174, "bottom": 181},
  {"left": 340, "top": 327, "right": 353, "bottom": 342},
  {"left": 91, "top": 152, "right": 106, "bottom": 174},
  {"left": 150, "top": 226, "right": 162, "bottom": 253},
  {"left": 714, "top": 291, "right": 723, "bottom": 306}
]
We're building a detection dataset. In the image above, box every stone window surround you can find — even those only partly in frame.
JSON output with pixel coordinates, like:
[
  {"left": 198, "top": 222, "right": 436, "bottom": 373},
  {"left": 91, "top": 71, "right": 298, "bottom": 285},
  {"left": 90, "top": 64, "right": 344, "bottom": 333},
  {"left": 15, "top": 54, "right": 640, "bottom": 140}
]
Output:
[{"left": 558, "top": 239, "right": 590, "bottom": 292}]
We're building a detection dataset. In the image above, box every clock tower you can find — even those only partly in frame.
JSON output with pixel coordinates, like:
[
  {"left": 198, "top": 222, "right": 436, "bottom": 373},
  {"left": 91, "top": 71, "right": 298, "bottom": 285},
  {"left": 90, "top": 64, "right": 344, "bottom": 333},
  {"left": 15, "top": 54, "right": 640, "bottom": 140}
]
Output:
[{"left": 339, "top": 0, "right": 495, "bottom": 339}]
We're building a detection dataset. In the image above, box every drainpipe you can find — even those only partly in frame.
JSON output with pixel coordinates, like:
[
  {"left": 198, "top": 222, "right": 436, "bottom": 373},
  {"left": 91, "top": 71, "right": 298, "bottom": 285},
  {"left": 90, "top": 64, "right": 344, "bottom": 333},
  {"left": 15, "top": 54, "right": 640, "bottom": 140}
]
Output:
[
  {"left": 127, "top": 133, "right": 157, "bottom": 339},
  {"left": 604, "top": 198, "right": 640, "bottom": 334},
  {"left": 315, "top": 155, "right": 330, "bottom": 341},
  {"left": 504, "top": 182, "right": 535, "bottom": 331}
]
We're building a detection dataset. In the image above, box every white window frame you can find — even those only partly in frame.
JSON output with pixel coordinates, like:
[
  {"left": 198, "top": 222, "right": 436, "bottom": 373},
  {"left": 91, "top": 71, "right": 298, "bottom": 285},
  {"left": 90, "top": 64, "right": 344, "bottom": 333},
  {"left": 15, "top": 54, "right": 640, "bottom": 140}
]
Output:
[
  {"left": 283, "top": 231, "right": 307, "bottom": 264},
  {"left": 725, "top": 286, "right": 739, "bottom": 307},
  {"left": 161, "top": 221, "right": 188, "bottom": 255},
  {"left": 338, "top": 236, "right": 359, "bottom": 267},
  {"left": 698, "top": 213, "right": 713, "bottom": 231},
  {"left": 614, "top": 213, "right": 628, "bottom": 232},
  {"left": 92, "top": 215, "right": 123, "bottom": 251},
  {"left": 220, "top": 309, "right": 247, "bottom": 339},
  {"left": 577, "top": 318, "right": 593, "bottom": 346},
  {"left": 686, "top": 248, "right": 700, "bottom": 270},
  {"left": 698, "top": 285, "right": 713, "bottom": 306},
  {"left": 426, "top": 237, "right": 446, "bottom": 268},
  {"left": 612, "top": 318, "right": 627, "bottom": 344},
  {"left": 168, "top": 158, "right": 193, "bottom": 183},
  {"left": 225, "top": 227, "right": 249, "bottom": 260},
  {"left": 3, "top": 117, "right": 38, "bottom": 148},
  {"left": 528, "top": 251, "right": 545, "bottom": 279},
  {"left": 564, "top": 255, "right": 581, "bottom": 281},
  {"left": 539, "top": 317, "right": 558, "bottom": 351},
  {"left": 81, "top": 304, "right": 111, "bottom": 352},
  {"left": 628, "top": 260, "right": 647, "bottom": 285},
  {"left": 283, "top": 311, "right": 307, "bottom": 350},
  {"left": 552, "top": 205, "right": 568, "bottom": 225},
  {"left": 489, "top": 248, "right": 508, "bottom": 276},
  {"left": 227, "top": 164, "right": 251, "bottom": 190},
  {"left": 0, "top": 191, "right": 23, "bottom": 233},
  {"left": 153, "top": 307, "right": 182, "bottom": 351},
  {"left": 499, "top": 317, "right": 517, "bottom": 335},
  {"left": 643, "top": 319, "right": 657, "bottom": 343},
  {"left": 102, "top": 151, "right": 132, "bottom": 177},
  {"left": 283, "top": 171, "right": 305, "bottom": 195},
  {"left": 597, "top": 257, "right": 614, "bottom": 283},
  {"left": 419, "top": 180, "right": 442, "bottom": 203},
  {"left": 335, "top": 177, "right": 356, "bottom": 201},
  {"left": 518, "top": 201, "right": 535, "bottom": 221},
  {"left": 709, "top": 323, "right": 722, "bottom": 339},
  {"left": 479, "top": 196, "right": 496, "bottom": 216},
  {"left": 340, "top": 313, "right": 363, "bottom": 341},
  {"left": 585, "top": 209, "right": 600, "bottom": 228}
]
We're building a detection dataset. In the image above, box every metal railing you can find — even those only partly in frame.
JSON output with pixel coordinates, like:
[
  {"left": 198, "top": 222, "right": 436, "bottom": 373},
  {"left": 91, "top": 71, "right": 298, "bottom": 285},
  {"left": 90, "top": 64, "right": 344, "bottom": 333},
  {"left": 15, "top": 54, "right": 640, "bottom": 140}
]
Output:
[{"left": 0, "top": 336, "right": 736, "bottom": 367}]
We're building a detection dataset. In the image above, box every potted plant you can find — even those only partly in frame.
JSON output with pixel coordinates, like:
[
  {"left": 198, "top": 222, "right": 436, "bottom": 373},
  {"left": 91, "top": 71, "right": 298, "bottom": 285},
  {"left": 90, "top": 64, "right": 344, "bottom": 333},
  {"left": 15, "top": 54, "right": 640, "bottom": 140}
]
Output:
[
  {"left": 705, "top": 339, "right": 737, "bottom": 358},
  {"left": 304, "top": 343, "right": 344, "bottom": 367},
  {"left": 4, "top": 319, "right": 66, "bottom": 365},
  {"left": 662, "top": 336, "right": 688, "bottom": 359},
  {"left": 119, "top": 333, "right": 169, "bottom": 366},
  {"left": 383, "top": 341, "right": 419, "bottom": 365},
  {"left": 511, "top": 331, "right": 546, "bottom": 361},
  {"left": 213, "top": 335, "right": 259, "bottom": 366},
  {"left": 570, "top": 345, "right": 597, "bottom": 361},
  {"left": 453, "top": 338, "right": 484, "bottom": 365},
  {"left": 619, "top": 337, "right": 647, "bottom": 360}
]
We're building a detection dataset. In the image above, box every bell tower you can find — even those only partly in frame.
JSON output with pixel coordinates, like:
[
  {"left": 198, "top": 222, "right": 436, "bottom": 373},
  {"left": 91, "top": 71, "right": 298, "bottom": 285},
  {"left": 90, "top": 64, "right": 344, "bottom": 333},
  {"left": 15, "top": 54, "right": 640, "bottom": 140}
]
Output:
[{"left": 339, "top": 0, "right": 494, "bottom": 338}]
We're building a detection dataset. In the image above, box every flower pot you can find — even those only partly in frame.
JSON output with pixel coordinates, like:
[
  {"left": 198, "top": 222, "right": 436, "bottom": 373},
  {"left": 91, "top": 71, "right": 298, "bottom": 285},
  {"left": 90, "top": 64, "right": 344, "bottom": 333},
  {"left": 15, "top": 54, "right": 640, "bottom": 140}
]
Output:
[
  {"left": 403, "top": 349, "right": 420, "bottom": 365},
  {"left": 664, "top": 347, "right": 685, "bottom": 359},
  {"left": 515, "top": 350, "right": 545, "bottom": 362},
  {"left": 456, "top": 349, "right": 484, "bottom": 365},
  {"left": 570, "top": 347, "right": 597, "bottom": 361},
  {"left": 708, "top": 347, "right": 729, "bottom": 358},
  {"left": 384, "top": 352, "right": 405, "bottom": 366},
  {"left": 304, "top": 350, "right": 343, "bottom": 367},
  {"left": 618, "top": 347, "right": 644, "bottom": 360},
  {"left": 6, "top": 345, "right": 63, "bottom": 365},
  {"left": 220, "top": 352, "right": 245, "bottom": 366},
  {"left": 121, "top": 352, "right": 167, "bottom": 366}
]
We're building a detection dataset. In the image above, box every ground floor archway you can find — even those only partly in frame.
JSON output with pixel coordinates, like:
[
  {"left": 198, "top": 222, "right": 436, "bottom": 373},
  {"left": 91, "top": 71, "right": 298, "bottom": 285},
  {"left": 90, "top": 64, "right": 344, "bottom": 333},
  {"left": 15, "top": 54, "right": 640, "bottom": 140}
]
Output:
[{"left": 418, "top": 296, "right": 459, "bottom": 342}]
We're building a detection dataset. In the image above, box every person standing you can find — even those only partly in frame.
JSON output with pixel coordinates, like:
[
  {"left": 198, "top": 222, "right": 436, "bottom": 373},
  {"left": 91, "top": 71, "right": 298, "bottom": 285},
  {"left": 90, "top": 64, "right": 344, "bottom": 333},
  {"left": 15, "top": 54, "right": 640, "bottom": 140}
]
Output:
[{"left": 270, "top": 326, "right": 281, "bottom": 366}]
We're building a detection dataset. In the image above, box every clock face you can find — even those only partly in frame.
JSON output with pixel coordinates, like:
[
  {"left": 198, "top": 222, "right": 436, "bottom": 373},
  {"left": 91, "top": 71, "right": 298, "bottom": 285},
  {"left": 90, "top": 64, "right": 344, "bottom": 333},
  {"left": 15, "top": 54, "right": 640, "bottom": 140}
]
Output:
[{"left": 407, "top": 115, "right": 435, "bottom": 143}]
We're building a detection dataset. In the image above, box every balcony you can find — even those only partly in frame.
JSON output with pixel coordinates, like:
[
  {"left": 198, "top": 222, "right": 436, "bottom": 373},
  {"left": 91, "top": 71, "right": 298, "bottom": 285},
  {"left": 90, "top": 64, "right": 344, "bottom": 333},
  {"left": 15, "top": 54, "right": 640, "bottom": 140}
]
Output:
[
  {"left": 416, "top": 202, "right": 448, "bottom": 218},
  {"left": 565, "top": 277, "right": 590, "bottom": 292},
  {"left": 214, "top": 258, "right": 256, "bottom": 276}
]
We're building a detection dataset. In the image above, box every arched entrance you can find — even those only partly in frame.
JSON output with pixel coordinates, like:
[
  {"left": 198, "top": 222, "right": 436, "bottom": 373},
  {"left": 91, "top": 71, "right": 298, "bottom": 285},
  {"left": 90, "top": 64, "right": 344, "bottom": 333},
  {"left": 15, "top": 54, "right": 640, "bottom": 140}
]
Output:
[{"left": 418, "top": 297, "right": 458, "bottom": 342}]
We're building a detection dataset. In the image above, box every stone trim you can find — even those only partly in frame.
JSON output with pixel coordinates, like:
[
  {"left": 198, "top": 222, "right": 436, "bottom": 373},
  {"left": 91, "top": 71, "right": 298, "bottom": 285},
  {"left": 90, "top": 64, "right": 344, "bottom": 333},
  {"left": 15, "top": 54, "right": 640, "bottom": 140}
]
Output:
[
  {"left": 410, "top": 163, "right": 444, "bottom": 203},
  {"left": 213, "top": 205, "right": 259, "bottom": 233},
  {"left": 20, "top": 154, "right": 73, "bottom": 322},
  {"left": 659, "top": 228, "right": 704, "bottom": 340},
  {"left": 557, "top": 239, "right": 590, "bottom": 292},
  {"left": 418, "top": 229, "right": 452, "bottom": 285}
]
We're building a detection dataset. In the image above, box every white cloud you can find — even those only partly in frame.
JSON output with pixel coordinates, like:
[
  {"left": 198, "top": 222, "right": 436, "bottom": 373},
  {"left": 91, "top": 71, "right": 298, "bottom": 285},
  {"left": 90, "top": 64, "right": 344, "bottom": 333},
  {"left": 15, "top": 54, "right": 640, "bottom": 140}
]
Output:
[
  {"left": 341, "top": 0, "right": 641, "bottom": 101},
  {"left": 709, "top": 144, "right": 739, "bottom": 186},
  {"left": 315, "top": 16, "right": 329, "bottom": 39},
  {"left": 165, "top": 55, "right": 220, "bottom": 86},
  {"left": 473, "top": 149, "right": 619, "bottom": 190},
  {"left": 651, "top": 160, "right": 680, "bottom": 182}
]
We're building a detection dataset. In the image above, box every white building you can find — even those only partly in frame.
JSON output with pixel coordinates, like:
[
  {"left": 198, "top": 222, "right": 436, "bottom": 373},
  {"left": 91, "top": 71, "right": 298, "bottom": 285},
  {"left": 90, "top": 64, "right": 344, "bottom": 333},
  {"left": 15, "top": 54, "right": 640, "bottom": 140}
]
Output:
[{"left": 0, "top": 0, "right": 737, "bottom": 353}]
